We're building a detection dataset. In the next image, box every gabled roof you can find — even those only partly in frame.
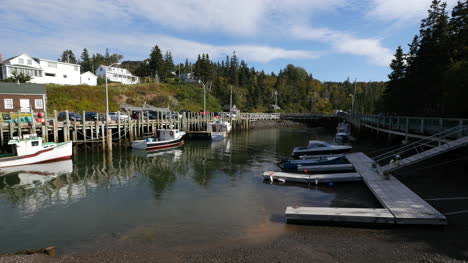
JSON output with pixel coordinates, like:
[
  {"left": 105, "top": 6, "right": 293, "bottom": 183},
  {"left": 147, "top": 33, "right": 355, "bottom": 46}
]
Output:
[
  {"left": 0, "top": 83, "right": 46, "bottom": 95},
  {"left": 81, "top": 71, "right": 97, "bottom": 77}
]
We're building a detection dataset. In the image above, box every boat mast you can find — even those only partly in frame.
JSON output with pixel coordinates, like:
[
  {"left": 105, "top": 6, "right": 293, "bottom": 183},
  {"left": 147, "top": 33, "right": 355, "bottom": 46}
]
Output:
[{"left": 229, "top": 85, "right": 233, "bottom": 121}]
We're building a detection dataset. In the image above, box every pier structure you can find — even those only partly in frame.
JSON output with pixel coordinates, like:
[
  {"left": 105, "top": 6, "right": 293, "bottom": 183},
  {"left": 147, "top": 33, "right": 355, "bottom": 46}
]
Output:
[{"left": 271, "top": 152, "right": 447, "bottom": 225}]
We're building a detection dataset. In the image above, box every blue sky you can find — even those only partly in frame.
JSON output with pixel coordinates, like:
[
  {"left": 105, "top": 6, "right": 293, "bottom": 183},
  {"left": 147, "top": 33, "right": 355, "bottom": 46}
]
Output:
[{"left": 0, "top": 0, "right": 459, "bottom": 81}]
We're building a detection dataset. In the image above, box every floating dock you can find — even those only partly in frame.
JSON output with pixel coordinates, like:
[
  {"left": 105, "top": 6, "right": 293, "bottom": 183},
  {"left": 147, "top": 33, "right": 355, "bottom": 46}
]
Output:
[
  {"left": 297, "top": 164, "right": 354, "bottom": 173},
  {"left": 263, "top": 171, "right": 361, "bottom": 183},
  {"left": 283, "top": 152, "right": 447, "bottom": 225}
]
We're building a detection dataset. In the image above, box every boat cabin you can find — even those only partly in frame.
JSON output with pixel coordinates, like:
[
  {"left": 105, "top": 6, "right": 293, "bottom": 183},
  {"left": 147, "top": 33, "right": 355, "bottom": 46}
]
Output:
[
  {"left": 307, "top": 140, "right": 330, "bottom": 149},
  {"left": 8, "top": 134, "right": 44, "bottom": 156},
  {"left": 208, "top": 122, "right": 229, "bottom": 133},
  {"left": 157, "top": 129, "right": 181, "bottom": 141}
]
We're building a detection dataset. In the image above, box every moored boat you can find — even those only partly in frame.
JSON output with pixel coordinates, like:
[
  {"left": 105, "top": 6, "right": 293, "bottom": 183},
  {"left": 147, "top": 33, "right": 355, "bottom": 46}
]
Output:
[
  {"left": 335, "top": 122, "right": 352, "bottom": 144},
  {"left": 207, "top": 119, "right": 232, "bottom": 140},
  {"left": 131, "top": 129, "right": 185, "bottom": 150},
  {"left": 0, "top": 134, "right": 72, "bottom": 168},
  {"left": 291, "top": 140, "right": 352, "bottom": 158},
  {"left": 279, "top": 154, "right": 346, "bottom": 171}
]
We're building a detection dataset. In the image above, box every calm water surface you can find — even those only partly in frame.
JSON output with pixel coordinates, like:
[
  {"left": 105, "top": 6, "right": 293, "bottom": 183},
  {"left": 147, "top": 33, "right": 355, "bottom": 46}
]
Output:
[{"left": 0, "top": 127, "right": 380, "bottom": 254}]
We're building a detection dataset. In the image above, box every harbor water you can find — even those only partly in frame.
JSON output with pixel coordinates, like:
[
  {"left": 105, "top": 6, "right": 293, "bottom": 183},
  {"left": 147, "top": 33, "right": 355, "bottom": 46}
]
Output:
[{"left": 0, "top": 127, "right": 467, "bottom": 261}]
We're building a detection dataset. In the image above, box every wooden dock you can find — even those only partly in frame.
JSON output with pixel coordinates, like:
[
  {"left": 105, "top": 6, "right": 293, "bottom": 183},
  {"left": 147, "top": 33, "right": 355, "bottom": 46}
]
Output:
[
  {"left": 286, "top": 207, "right": 395, "bottom": 224},
  {"left": 284, "top": 152, "right": 447, "bottom": 225},
  {"left": 263, "top": 171, "right": 361, "bottom": 183}
]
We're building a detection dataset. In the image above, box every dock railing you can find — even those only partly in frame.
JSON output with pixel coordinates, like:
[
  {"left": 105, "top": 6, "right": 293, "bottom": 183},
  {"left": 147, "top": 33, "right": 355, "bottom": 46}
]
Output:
[{"left": 348, "top": 114, "right": 468, "bottom": 139}]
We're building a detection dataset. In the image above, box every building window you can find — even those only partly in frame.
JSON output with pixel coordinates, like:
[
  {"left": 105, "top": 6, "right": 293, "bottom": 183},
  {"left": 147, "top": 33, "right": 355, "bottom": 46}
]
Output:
[
  {"left": 48, "top": 62, "right": 57, "bottom": 68},
  {"left": 18, "top": 58, "right": 24, "bottom": 64},
  {"left": 45, "top": 73, "right": 56, "bottom": 77},
  {"left": 35, "top": 99, "right": 44, "bottom": 109},
  {"left": 4, "top": 99, "right": 13, "bottom": 109},
  {"left": 27, "top": 59, "right": 32, "bottom": 66},
  {"left": 63, "top": 74, "right": 67, "bottom": 78}
]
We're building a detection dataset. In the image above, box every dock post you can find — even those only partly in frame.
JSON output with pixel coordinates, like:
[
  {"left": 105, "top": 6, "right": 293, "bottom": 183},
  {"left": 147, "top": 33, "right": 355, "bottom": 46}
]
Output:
[
  {"left": 44, "top": 111, "right": 49, "bottom": 142},
  {"left": 147, "top": 111, "right": 150, "bottom": 135},
  {"left": 82, "top": 111, "right": 87, "bottom": 144},
  {"left": 101, "top": 124, "right": 105, "bottom": 151},
  {"left": 31, "top": 109, "right": 36, "bottom": 134},
  {"left": 129, "top": 114, "right": 134, "bottom": 141},
  {"left": 9, "top": 114, "right": 14, "bottom": 138},
  {"left": 107, "top": 127, "right": 112, "bottom": 152},
  {"left": 0, "top": 125, "right": 3, "bottom": 145},
  {"left": 64, "top": 110, "right": 70, "bottom": 142},
  {"left": 17, "top": 110, "right": 22, "bottom": 138},
  {"left": 117, "top": 111, "right": 121, "bottom": 144}
]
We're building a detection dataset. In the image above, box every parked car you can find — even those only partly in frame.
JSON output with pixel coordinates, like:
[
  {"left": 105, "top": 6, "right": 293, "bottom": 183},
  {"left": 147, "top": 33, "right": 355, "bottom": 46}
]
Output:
[
  {"left": 58, "top": 112, "right": 82, "bottom": 122},
  {"left": 109, "top": 112, "right": 129, "bottom": 121},
  {"left": 85, "top": 112, "right": 105, "bottom": 121}
]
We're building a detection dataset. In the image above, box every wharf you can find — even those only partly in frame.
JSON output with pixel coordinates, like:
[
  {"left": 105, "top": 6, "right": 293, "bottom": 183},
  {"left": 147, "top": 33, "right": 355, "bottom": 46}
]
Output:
[{"left": 284, "top": 152, "right": 447, "bottom": 225}]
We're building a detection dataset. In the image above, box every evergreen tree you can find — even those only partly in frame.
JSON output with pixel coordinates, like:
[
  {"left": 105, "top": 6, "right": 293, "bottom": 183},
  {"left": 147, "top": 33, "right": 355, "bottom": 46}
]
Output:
[
  {"left": 59, "top": 50, "right": 77, "bottom": 63},
  {"left": 388, "top": 46, "right": 406, "bottom": 80},
  {"left": 148, "top": 45, "right": 164, "bottom": 80},
  {"left": 80, "top": 48, "right": 93, "bottom": 73}
]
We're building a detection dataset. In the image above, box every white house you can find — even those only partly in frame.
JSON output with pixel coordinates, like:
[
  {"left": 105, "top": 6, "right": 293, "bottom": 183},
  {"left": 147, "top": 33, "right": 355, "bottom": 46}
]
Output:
[
  {"left": 80, "top": 71, "right": 97, "bottom": 86},
  {"left": 95, "top": 65, "right": 139, "bottom": 85},
  {"left": 1, "top": 54, "right": 81, "bottom": 85}
]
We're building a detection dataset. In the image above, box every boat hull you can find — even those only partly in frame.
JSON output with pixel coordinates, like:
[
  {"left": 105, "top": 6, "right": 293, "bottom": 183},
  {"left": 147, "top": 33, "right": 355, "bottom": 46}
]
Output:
[
  {"left": 291, "top": 148, "right": 351, "bottom": 158},
  {"left": 132, "top": 137, "right": 185, "bottom": 151},
  {"left": 279, "top": 157, "right": 346, "bottom": 171},
  {"left": 0, "top": 141, "right": 72, "bottom": 168}
]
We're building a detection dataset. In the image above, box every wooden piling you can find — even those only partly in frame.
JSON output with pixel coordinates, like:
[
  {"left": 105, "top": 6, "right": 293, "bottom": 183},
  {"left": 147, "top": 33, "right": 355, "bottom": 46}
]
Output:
[
  {"left": 65, "top": 110, "right": 70, "bottom": 142},
  {"left": 44, "top": 111, "right": 49, "bottom": 142},
  {"left": 117, "top": 111, "right": 121, "bottom": 144},
  {"left": 17, "top": 110, "right": 22, "bottom": 138},
  {"left": 101, "top": 124, "right": 105, "bottom": 151}
]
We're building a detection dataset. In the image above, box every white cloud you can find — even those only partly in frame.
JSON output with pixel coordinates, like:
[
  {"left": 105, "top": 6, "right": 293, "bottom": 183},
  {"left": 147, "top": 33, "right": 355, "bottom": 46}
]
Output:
[
  {"left": 291, "top": 26, "right": 393, "bottom": 66},
  {"left": 368, "top": 0, "right": 459, "bottom": 21},
  {"left": 0, "top": 31, "right": 319, "bottom": 64},
  {"left": 122, "top": 0, "right": 347, "bottom": 35}
]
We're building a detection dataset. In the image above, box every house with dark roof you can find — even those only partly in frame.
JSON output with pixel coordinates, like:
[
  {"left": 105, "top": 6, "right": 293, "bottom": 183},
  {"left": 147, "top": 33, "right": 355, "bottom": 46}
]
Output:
[{"left": 0, "top": 83, "right": 47, "bottom": 113}]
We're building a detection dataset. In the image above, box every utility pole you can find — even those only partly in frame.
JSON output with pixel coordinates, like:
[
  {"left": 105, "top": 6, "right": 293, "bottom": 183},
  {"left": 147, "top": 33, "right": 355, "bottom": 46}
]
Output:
[{"left": 352, "top": 78, "right": 357, "bottom": 118}]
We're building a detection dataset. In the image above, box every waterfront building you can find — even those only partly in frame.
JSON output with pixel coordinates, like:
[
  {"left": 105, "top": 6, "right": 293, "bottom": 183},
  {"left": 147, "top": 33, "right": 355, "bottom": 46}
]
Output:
[
  {"left": 95, "top": 65, "right": 139, "bottom": 85},
  {"left": 80, "top": 71, "right": 97, "bottom": 86},
  {"left": 1, "top": 54, "right": 81, "bottom": 85},
  {"left": 0, "top": 82, "right": 47, "bottom": 113}
]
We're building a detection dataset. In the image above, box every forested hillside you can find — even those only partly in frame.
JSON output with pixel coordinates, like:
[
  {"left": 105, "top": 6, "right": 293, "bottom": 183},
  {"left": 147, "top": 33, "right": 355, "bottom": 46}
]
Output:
[{"left": 384, "top": 0, "right": 468, "bottom": 117}]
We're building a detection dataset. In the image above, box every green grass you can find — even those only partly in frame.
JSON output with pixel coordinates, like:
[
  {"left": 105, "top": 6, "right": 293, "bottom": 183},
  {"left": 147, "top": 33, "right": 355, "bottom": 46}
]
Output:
[{"left": 46, "top": 82, "right": 222, "bottom": 114}]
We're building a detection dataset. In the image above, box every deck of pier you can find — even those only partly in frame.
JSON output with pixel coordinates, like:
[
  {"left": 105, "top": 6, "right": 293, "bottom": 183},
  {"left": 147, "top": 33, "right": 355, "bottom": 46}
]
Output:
[
  {"left": 285, "top": 152, "right": 447, "bottom": 225},
  {"left": 345, "top": 152, "right": 446, "bottom": 225}
]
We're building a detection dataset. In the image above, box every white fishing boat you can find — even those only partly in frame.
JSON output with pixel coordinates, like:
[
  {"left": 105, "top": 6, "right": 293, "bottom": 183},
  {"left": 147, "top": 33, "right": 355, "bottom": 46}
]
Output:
[
  {"left": 291, "top": 140, "right": 352, "bottom": 158},
  {"left": 0, "top": 134, "right": 72, "bottom": 168},
  {"left": 131, "top": 129, "right": 185, "bottom": 150},
  {"left": 335, "top": 122, "right": 352, "bottom": 143},
  {"left": 207, "top": 119, "right": 232, "bottom": 140}
]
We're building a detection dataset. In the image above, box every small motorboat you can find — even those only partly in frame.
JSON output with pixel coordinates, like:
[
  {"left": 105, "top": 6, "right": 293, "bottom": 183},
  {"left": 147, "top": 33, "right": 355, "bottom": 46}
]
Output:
[
  {"left": 207, "top": 118, "right": 232, "bottom": 140},
  {"left": 291, "top": 140, "right": 352, "bottom": 158},
  {"left": 279, "top": 154, "right": 347, "bottom": 171},
  {"left": 131, "top": 129, "right": 185, "bottom": 150},
  {"left": 335, "top": 122, "right": 352, "bottom": 144},
  {"left": 0, "top": 134, "right": 72, "bottom": 168}
]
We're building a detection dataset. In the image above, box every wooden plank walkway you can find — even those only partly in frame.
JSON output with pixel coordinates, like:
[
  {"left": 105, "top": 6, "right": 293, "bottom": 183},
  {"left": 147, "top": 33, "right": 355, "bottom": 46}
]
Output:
[
  {"left": 381, "top": 136, "right": 468, "bottom": 173},
  {"left": 286, "top": 207, "right": 395, "bottom": 224},
  {"left": 263, "top": 171, "right": 361, "bottom": 183},
  {"left": 346, "top": 152, "right": 447, "bottom": 225}
]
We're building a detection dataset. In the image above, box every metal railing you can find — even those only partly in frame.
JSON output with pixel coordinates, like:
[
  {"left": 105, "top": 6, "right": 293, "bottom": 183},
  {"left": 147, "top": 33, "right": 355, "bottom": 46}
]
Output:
[{"left": 373, "top": 124, "right": 468, "bottom": 167}]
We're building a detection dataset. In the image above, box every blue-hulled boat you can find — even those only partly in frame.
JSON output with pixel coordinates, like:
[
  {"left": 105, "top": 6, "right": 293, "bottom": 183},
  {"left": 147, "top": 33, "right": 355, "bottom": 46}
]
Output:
[{"left": 279, "top": 154, "right": 347, "bottom": 171}]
